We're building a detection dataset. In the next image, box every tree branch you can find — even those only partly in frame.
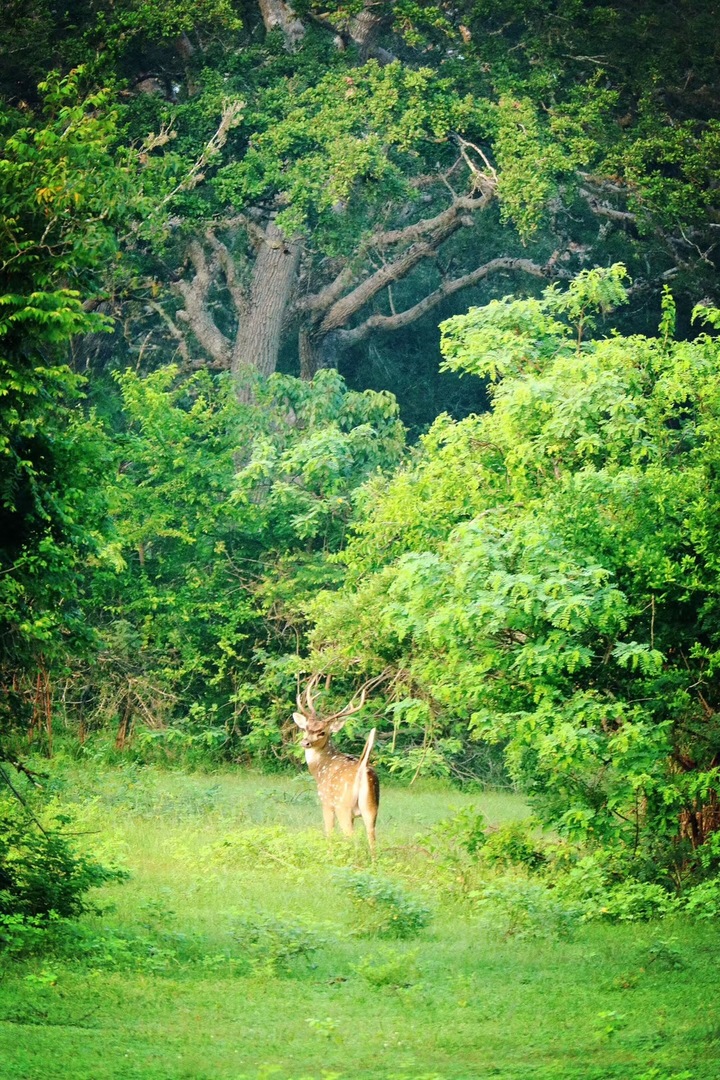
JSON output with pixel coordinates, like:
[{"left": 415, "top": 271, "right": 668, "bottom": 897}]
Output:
[
  {"left": 333, "top": 256, "right": 553, "bottom": 348},
  {"left": 312, "top": 193, "right": 495, "bottom": 334},
  {"left": 147, "top": 300, "right": 191, "bottom": 365},
  {"left": 579, "top": 187, "right": 636, "bottom": 224},
  {"left": 204, "top": 228, "right": 247, "bottom": 312},
  {"left": 173, "top": 239, "right": 232, "bottom": 366}
]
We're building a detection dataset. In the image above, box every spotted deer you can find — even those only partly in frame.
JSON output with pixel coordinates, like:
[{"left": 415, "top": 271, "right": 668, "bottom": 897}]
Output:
[{"left": 293, "top": 673, "right": 388, "bottom": 854}]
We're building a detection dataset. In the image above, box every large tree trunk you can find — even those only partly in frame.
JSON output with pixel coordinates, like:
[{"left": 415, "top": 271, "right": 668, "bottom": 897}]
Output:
[
  {"left": 232, "top": 222, "right": 301, "bottom": 378},
  {"left": 258, "top": 0, "right": 305, "bottom": 49}
]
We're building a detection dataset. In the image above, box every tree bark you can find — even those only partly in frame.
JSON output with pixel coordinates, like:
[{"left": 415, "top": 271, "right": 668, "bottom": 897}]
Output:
[
  {"left": 174, "top": 239, "right": 232, "bottom": 366},
  {"left": 232, "top": 221, "right": 301, "bottom": 378},
  {"left": 330, "top": 256, "right": 552, "bottom": 349},
  {"left": 258, "top": 0, "right": 305, "bottom": 49}
]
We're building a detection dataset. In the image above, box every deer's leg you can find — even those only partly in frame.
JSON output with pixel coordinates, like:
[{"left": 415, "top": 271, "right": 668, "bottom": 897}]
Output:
[
  {"left": 360, "top": 807, "right": 377, "bottom": 856},
  {"left": 359, "top": 768, "right": 379, "bottom": 856},
  {"left": 322, "top": 803, "right": 335, "bottom": 837},
  {"left": 335, "top": 805, "right": 354, "bottom": 837}
]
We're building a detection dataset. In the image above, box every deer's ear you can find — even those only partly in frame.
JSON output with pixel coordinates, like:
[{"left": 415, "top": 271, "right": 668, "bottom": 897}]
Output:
[
  {"left": 328, "top": 717, "right": 347, "bottom": 734},
  {"left": 292, "top": 712, "right": 308, "bottom": 730}
]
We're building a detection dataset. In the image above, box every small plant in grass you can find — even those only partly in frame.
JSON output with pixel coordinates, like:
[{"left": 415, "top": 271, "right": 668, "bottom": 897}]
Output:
[
  {"left": 334, "top": 869, "right": 432, "bottom": 938},
  {"left": 644, "top": 937, "right": 686, "bottom": 971},
  {"left": 594, "top": 1009, "right": 627, "bottom": 1039},
  {"left": 304, "top": 1016, "right": 340, "bottom": 1041},
  {"left": 473, "top": 878, "right": 581, "bottom": 940},
  {"left": 611, "top": 970, "right": 640, "bottom": 991},
  {"left": 352, "top": 946, "right": 420, "bottom": 988},
  {"left": 232, "top": 914, "right": 322, "bottom": 976}
]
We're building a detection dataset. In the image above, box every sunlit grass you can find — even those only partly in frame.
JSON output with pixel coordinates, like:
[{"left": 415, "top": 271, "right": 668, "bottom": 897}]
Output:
[{"left": 2, "top": 764, "right": 719, "bottom": 1079}]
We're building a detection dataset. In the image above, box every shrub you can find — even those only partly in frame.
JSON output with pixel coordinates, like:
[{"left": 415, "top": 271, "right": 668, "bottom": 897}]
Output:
[
  {"left": 592, "top": 880, "right": 680, "bottom": 923},
  {"left": 481, "top": 820, "right": 547, "bottom": 871},
  {"left": 334, "top": 869, "right": 432, "bottom": 938},
  {"left": 473, "top": 878, "right": 580, "bottom": 940},
  {"left": 232, "top": 914, "right": 321, "bottom": 976},
  {"left": 426, "top": 807, "right": 488, "bottom": 857},
  {"left": 352, "top": 946, "right": 421, "bottom": 988},
  {"left": 0, "top": 800, "right": 128, "bottom": 921},
  {"left": 683, "top": 876, "right": 720, "bottom": 920}
]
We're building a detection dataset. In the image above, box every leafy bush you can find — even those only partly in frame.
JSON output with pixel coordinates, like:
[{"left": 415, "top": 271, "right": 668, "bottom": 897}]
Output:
[
  {"left": 426, "top": 807, "right": 488, "bottom": 857},
  {"left": 683, "top": 876, "right": 720, "bottom": 919},
  {"left": 231, "top": 914, "right": 321, "bottom": 976},
  {"left": 0, "top": 801, "right": 128, "bottom": 921},
  {"left": 352, "top": 946, "right": 421, "bottom": 988},
  {"left": 311, "top": 275, "right": 720, "bottom": 876},
  {"left": 591, "top": 881, "right": 680, "bottom": 923},
  {"left": 481, "top": 820, "right": 547, "bottom": 871},
  {"left": 473, "top": 878, "right": 580, "bottom": 940},
  {"left": 334, "top": 869, "right": 432, "bottom": 939}
]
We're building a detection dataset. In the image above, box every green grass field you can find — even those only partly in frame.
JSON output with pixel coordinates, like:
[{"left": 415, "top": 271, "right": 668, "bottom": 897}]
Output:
[{"left": 2, "top": 764, "right": 719, "bottom": 1080}]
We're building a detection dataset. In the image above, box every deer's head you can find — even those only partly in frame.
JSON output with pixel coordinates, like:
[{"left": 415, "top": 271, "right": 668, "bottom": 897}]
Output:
[
  {"left": 292, "top": 674, "right": 351, "bottom": 750},
  {"left": 293, "top": 672, "right": 389, "bottom": 750}
]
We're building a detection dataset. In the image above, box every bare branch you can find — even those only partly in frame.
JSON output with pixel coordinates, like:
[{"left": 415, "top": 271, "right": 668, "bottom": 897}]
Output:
[
  {"left": 147, "top": 300, "right": 191, "bottom": 366},
  {"left": 152, "top": 100, "right": 243, "bottom": 214},
  {"left": 370, "top": 192, "right": 492, "bottom": 248},
  {"left": 333, "top": 256, "right": 553, "bottom": 348},
  {"left": 451, "top": 133, "right": 498, "bottom": 190},
  {"left": 579, "top": 187, "right": 636, "bottom": 224},
  {"left": 173, "top": 239, "right": 232, "bottom": 366},
  {"left": 317, "top": 194, "right": 494, "bottom": 334}
]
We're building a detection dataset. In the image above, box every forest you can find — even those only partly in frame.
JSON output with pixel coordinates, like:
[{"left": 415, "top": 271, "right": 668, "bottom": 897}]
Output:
[{"left": 2, "top": 2, "right": 720, "bottom": 1078}]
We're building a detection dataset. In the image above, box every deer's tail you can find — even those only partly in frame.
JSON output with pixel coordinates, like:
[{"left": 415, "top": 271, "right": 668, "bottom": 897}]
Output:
[{"left": 358, "top": 727, "right": 376, "bottom": 769}]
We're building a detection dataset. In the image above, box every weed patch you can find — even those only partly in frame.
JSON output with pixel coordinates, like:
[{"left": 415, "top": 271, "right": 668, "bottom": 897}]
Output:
[{"left": 334, "top": 869, "right": 432, "bottom": 938}]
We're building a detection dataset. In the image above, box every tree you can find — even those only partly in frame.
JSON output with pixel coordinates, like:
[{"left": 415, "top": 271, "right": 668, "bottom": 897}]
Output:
[
  {"left": 309, "top": 267, "right": 720, "bottom": 876},
  {"left": 0, "top": 70, "right": 134, "bottom": 742},
  {"left": 6, "top": 1, "right": 717, "bottom": 406},
  {"left": 103, "top": 0, "right": 720, "bottom": 392}
]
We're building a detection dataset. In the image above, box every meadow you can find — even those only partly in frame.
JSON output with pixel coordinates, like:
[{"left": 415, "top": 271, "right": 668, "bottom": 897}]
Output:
[{"left": 1, "top": 764, "right": 719, "bottom": 1080}]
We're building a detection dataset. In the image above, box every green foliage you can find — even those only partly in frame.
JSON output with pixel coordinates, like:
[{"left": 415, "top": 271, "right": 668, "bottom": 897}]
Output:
[
  {"left": 334, "top": 869, "right": 432, "bottom": 938},
  {"left": 683, "top": 877, "right": 720, "bottom": 921},
  {"left": 311, "top": 267, "right": 720, "bottom": 876},
  {"left": 352, "top": 945, "right": 420, "bottom": 988},
  {"left": 0, "top": 67, "right": 185, "bottom": 725},
  {"left": 481, "top": 820, "right": 547, "bottom": 871},
  {"left": 0, "top": 799, "right": 127, "bottom": 921},
  {"left": 80, "top": 365, "right": 403, "bottom": 757},
  {"left": 232, "top": 914, "right": 321, "bottom": 976},
  {"left": 214, "top": 60, "right": 482, "bottom": 244},
  {"left": 473, "top": 877, "right": 580, "bottom": 940}
]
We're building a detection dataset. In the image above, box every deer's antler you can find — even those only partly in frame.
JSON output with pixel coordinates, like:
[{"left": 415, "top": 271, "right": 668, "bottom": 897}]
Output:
[
  {"left": 321, "top": 668, "right": 393, "bottom": 725},
  {"left": 296, "top": 672, "right": 322, "bottom": 720}
]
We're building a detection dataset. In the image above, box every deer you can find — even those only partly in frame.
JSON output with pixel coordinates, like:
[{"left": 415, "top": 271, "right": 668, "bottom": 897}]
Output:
[{"left": 292, "top": 672, "right": 388, "bottom": 854}]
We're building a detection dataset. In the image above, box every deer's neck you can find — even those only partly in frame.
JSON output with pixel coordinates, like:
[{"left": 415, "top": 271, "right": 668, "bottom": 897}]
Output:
[{"left": 305, "top": 744, "right": 342, "bottom": 775}]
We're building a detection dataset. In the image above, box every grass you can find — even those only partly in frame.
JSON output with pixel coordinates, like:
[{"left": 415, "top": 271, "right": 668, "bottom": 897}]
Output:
[{"left": 2, "top": 761, "right": 720, "bottom": 1080}]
